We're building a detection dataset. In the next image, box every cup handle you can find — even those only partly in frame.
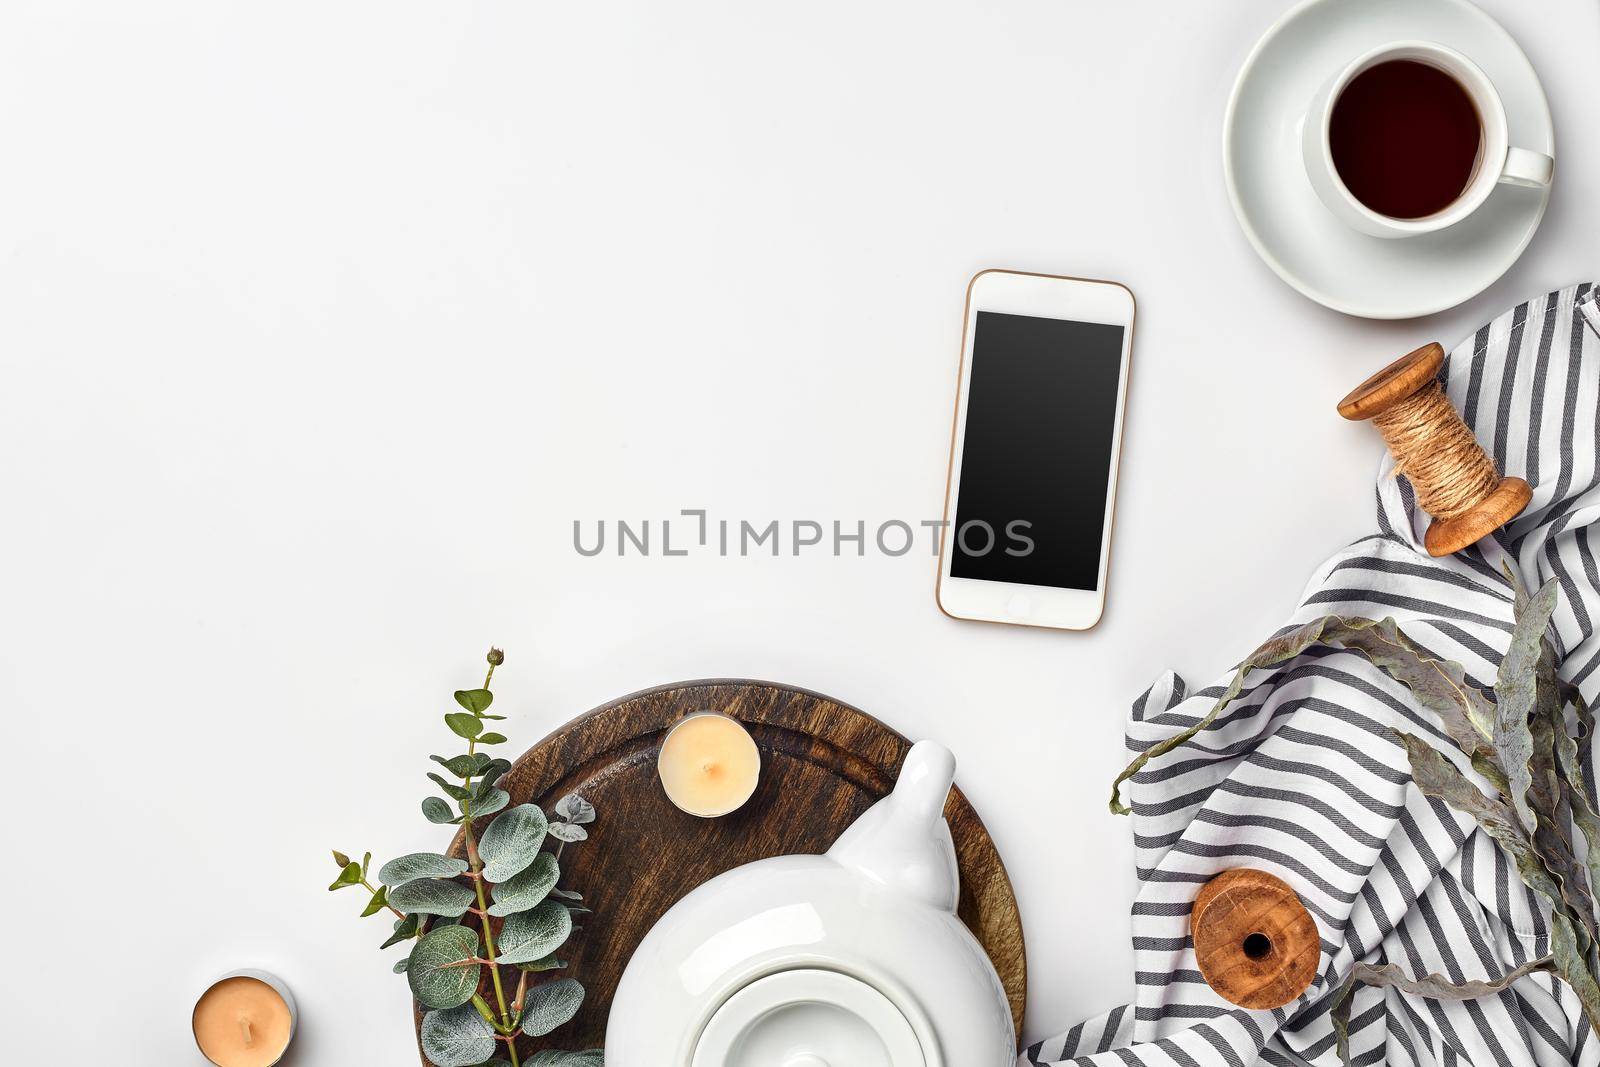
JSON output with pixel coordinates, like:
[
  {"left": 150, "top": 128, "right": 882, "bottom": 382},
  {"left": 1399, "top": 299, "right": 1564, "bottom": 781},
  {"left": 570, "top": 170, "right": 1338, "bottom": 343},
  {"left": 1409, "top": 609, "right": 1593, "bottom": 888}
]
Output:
[{"left": 1500, "top": 146, "right": 1553, "bottom": 188}]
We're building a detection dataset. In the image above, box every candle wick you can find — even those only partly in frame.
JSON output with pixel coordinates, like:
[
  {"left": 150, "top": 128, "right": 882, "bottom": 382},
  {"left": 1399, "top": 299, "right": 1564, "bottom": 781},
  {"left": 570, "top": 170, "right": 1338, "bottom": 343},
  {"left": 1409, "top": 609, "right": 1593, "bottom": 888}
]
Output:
[{"left": 240, "top": 1015, "right": 254, "bottom": 1048}]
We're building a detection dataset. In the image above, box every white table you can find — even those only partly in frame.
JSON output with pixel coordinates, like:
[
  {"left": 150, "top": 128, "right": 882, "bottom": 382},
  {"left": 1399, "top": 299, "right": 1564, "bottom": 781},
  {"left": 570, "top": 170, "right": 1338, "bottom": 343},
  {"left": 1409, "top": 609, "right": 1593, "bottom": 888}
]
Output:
[{"left": 3, "top": 1, "right": 1597, "bottom": 1061}]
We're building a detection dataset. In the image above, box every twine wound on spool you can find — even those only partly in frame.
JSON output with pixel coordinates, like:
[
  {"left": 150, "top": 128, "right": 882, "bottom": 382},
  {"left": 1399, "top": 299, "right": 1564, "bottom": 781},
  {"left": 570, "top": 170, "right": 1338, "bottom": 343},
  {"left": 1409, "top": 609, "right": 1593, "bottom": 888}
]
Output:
[{"left": 1338, "top": 342, "right": 1532, "bottom": 557}]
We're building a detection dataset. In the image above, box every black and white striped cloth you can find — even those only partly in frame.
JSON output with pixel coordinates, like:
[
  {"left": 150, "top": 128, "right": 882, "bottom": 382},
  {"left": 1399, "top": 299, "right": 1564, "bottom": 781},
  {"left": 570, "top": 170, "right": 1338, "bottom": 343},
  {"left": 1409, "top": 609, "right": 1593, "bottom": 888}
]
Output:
[{"left": 1026, "top": 284, "right": 1600, "bottom": 1067}]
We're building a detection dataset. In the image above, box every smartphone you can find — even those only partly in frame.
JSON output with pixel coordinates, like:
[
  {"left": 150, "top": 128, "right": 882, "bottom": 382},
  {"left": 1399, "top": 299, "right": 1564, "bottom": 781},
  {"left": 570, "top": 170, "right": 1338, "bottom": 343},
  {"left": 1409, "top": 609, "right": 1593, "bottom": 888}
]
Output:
[{"left": 936, "top": 269, "right": 1136, "bottom": 631}]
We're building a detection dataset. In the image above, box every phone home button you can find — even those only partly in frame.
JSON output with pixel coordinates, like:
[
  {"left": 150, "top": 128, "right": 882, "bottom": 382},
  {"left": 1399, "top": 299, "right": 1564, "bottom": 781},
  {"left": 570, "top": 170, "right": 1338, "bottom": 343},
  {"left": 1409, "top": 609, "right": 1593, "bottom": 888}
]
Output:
[{"left": 1005, "top": 593, "right": 1033, "bottom": 618}]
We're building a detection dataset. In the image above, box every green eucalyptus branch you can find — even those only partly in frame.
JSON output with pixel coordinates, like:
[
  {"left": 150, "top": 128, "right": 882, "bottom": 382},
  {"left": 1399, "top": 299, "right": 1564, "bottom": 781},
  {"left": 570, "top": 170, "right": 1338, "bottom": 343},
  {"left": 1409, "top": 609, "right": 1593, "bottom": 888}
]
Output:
[{"left": 322, "top": 648, "right": 601, "bottom": 1067}]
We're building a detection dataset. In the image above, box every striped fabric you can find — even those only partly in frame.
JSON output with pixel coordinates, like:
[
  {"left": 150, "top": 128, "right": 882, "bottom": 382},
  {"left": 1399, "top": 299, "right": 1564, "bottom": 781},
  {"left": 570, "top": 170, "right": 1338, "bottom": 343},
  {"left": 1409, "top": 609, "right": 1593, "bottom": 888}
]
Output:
[{"left": 1026, "top": 284, "right": 1600, "bottom": 1067}]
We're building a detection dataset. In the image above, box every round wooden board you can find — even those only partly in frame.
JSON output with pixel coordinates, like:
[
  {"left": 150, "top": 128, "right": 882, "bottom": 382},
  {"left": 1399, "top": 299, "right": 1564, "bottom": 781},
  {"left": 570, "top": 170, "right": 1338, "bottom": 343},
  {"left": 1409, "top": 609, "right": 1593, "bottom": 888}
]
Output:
[{"left": 414, "top": 679, "right": 1026, "bottom": 1061}]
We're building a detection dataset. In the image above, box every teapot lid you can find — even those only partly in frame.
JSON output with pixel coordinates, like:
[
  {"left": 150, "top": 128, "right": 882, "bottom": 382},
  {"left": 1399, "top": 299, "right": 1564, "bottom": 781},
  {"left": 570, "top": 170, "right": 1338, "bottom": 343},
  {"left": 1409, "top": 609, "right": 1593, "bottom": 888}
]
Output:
[{"left": 690, "top": 969, "right": 926, "bottom": 1067}]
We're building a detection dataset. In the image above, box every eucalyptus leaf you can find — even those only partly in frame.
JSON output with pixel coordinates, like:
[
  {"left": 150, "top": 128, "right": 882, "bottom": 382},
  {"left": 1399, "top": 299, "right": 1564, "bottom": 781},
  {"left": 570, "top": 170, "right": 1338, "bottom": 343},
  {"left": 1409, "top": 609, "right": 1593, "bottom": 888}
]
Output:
[
  {"left": 1332, "top": 618, "right": 1495, "bottom": 754},
  {"left": 454, "top": 688, "right": 494, "bottom": 713},
  {"left": 445, "top": 712, "right": 483, "bottom": 740},
  {"left": 1396, "top": 732, "right": 1569, "bottom": 912},
  {"left": 478, "top": 732, "right": 508, "bottom": 745},
  {"left": 548, "top": 887, "right": 582, "bottom": 901},
  {"left": 361, "top": 851, "right": 371, "bottom": 878},
  {"left": 422, "top": 796, "right": 456, "bottom": 824},
  {"left": 360, "top": 885, "right": 389, "bottom": 917},
  {"left": 380, "top": 913, "right": 419, "bottom": 949},
  {"left": 468, "top": 788, "right": 509, "bottom": 820},
  {"left": 390, "top": 877, "right": 475, "bottom": 918},
  {"left": 332, "top": 849, "right": 352, "bottom": 868},
  {"left": 1332, "top": 957, "right": 1554, "bottom": 1066},
  {"left": 516, "top": 955, "right": 567, "bottom": 972},
  {"left": 393, "top": 954, "right": 410, "bottom": 974},
  {"left": 431, "top": 753, "right": 491, "bottom": 778},
  {"left": 519, "top": 977, "right": 585, "bottom": 1037},
  {"left": 1551, "top": 910, "right": 1600, "bottom": 1037},
  {"left": 428, "top": 772, "right": 473, "bottom": 802},
  {"left": 479, "top": 757, "right": 512, "bottom": 784},
  {"left": 525, "top": 1051, "right": 604, "bottom": 1067},
  {"left": 495, "top": 900, "right": 572, "bottom": 964},
  {"left": 328, "top": 861, "right": 362, "bottom": 891},
  {"left": 406, "top": 924, "right": 482, "bottom": 1010},
  {"left": 1111, "top": 615, "right": 1492, "bottom": 814},
  {"left": 547, "top": 822, "right": 588, "bottom": 843},
  {"left": 378, "top": 852, "right": 469, "bottom": 887},
  {"left": 479, "top": 804, "right": 549, "bottom": 882},
  {"left": 420, "top": 1003, "right": 497, "bottom": 1067},
  {"left": 489, "top": 852, "right": 560, "bottom": 917},
  {"left": 555, "top": 794, "right": 596, "bottom": 825},
  {"left": 1554, "top": 686, "right": 1600, "bottom": 904},
  {"left": 1495, "top": 578, "right": 1559, "bottom": 835}
]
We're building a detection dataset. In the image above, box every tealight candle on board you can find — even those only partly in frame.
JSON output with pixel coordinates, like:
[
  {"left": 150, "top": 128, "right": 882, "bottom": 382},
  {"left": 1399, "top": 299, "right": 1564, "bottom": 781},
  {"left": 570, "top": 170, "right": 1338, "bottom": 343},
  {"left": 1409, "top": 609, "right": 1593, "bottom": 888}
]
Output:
[
  {"left": 192, "top": 970, "right": 297, "bottom": 1067},
  {"left": 657, "top": 710, "right": 761, "bottom": 817}
]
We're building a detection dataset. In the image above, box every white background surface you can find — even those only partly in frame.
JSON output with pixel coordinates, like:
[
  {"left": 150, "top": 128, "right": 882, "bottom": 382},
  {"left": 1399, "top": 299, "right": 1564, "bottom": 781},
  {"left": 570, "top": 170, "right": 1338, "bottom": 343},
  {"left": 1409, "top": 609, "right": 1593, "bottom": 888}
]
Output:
[{"left": 3, "top": 1, "right": 1598, "bottom": 1061}]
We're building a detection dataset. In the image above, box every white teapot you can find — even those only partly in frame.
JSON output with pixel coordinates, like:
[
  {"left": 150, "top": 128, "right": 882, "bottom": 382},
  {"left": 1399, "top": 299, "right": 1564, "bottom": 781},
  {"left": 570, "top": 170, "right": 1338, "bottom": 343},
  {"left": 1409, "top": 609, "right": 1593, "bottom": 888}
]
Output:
[{"left": 605, "top": 740, "right": 1016, "bottom": 1067}]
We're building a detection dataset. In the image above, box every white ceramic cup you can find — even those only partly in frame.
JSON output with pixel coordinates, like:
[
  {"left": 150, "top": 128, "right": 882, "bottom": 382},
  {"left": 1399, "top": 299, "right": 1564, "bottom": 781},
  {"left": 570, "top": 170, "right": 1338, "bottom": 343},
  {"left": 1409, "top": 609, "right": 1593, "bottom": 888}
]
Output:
[{"left": 1301, "top": 41, "right": 1553, "bottom": 239}]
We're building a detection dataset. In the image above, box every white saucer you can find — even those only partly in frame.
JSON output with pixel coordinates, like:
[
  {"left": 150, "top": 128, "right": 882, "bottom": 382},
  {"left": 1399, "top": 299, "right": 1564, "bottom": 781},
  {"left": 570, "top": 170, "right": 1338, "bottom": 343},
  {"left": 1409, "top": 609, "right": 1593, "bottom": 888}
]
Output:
[{"left": 1223, "top": 0, "right": 1553, "bottom": 319}]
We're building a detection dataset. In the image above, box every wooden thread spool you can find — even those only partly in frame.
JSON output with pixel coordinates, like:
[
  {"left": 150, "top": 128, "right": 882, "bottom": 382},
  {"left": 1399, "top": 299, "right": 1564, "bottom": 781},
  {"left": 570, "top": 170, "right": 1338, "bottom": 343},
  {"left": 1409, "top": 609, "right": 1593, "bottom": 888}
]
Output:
[
  {"left": 1338, "top": 342, "right": 1531, "bottom": 557},
  {"left": 1192, "top": 869, "right": 1318, "bottom": 1010}
]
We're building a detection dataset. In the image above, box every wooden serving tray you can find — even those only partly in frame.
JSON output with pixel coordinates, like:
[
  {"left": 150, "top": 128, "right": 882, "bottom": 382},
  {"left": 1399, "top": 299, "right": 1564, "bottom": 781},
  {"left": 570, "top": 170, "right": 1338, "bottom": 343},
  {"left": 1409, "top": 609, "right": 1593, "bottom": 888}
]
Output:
[{"left": 422, "top": 679, "right": 1026, "bottom": 1058}]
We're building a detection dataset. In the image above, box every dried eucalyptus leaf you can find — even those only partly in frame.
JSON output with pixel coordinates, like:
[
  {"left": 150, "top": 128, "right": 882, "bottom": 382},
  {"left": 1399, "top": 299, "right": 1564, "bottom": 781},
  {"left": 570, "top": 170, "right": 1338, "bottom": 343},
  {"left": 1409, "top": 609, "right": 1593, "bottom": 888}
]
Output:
[
  {"left": 406, "top": 924, "right": 482, "bottom": 1010},
  {"left": 547, "top": 821, "right": 588, "bottom": 843},
  {"left": 390, "top": 877, "right": 475, "bottom": 918},
  {"left": 479, "top": 804, "right": 550, "bottom": 882},
  {"left": 1527, "top": 690, "right": 1596, "bottom": 944},
  {"left": 378, "top": 852, "right": 469, "bottom": 887},
  {"left": 470, "top": 788, "right": 510, "bottom": 820},
  {"left": 1554, "top": 686, "right": 1600, "bottom": 901},
  {"left": 1334, "top": 619, "right": 1495, "bottom": 754},
  {"left": 328, "top": 861, "right": 362, "bottom": 891},
  {"left": 422, "top": 796, "right": 456, "bottom": 824},
  {"left": 496, "top": 899, "right": 572, "bottom": 965},
  {"left": 555, "top": 794, "right": 596, "bottom": 824},
  {"left": 380, "top": 912, "right": 419, "bottom": 949},
  {"left": 1332, "top": 956, "right": 1554, "bottom": 1065},
  {"left": 420, "top": 1003, "right": 497, "bottom": 1067},
  {"left": 525, "top": 1051, "right": 604, "bottom": 1067},
  {"left": 519, "top": 977, "right": 585, "bottom": 1037},
  {"left": 1495, "top": 578, "right": 1560, "bottom": 835},
  {"left": 1395, "top": 732, "right": 1567, "bottom": 910},
  {"left": 1111, "top": 615, "right": 1470, "bottom": 814},
  {"left": 1552, "top": 910, "right": 1600, "bottom": 1037},
  {"left": 454, "top": 688, "right": 494, "bottom": 713},
  {"left": 489, "top": 852, "right": 560, "bottom": 917}
]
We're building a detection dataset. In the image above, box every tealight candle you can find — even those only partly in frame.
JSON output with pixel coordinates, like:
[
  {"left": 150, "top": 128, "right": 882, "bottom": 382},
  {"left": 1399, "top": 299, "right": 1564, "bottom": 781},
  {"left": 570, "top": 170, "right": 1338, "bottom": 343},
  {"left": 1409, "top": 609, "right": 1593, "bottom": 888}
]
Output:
[
  {"left": 192, "top": 971, "right": 297, "bottom": 1067},
  {"left": 658, "top": 710, "right": 761, "bottom": 817}
]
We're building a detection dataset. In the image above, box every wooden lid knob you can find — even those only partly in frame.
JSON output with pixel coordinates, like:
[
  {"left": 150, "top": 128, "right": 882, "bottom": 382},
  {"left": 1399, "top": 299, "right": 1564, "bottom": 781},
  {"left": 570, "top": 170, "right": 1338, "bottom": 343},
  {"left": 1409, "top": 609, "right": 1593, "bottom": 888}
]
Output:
[{"left": 1192, "top": 869, "right": 1319, "bottom": 1010}]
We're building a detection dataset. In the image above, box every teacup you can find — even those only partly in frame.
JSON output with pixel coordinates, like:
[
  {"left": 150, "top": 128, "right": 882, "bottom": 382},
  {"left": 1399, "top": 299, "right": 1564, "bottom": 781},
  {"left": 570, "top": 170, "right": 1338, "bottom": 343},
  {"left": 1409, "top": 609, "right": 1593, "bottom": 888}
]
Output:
[{"left": 1302, "top": 40, "right": 1552, "bottom": 239}]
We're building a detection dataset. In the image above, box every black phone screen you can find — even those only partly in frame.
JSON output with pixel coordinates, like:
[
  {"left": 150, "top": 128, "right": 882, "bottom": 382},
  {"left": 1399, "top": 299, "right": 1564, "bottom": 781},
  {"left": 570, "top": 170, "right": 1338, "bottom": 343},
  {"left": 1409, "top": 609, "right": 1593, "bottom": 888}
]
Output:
[{"left": 950, "top": 311, "right": 1125, "bottom": 591}]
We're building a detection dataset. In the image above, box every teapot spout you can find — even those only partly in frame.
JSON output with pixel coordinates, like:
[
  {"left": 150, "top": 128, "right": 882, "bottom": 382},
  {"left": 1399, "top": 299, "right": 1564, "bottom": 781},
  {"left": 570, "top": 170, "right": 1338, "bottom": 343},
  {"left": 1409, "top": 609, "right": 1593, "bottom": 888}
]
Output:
[{"left": 827, "top": 740, "right": 961, "bottom": 911}]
